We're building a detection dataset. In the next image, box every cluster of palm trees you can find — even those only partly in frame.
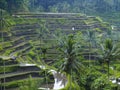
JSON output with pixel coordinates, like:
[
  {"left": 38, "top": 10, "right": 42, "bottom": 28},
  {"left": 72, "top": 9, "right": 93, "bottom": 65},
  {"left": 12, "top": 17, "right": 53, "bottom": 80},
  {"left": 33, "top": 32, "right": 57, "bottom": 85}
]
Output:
[{"left": 54, "top": 30, "right": 120, "bottom": 89}]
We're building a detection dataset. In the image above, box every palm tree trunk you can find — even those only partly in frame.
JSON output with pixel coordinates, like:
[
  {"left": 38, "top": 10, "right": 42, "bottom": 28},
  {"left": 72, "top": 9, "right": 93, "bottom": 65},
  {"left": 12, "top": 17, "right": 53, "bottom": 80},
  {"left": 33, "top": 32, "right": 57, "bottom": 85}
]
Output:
[
  {"left": 45, "top": 70, "right": 48, "bottom": 88},
  {"left": 3, "top": 60, "right": 6, "bottom": 90},
  {"left": 89, "top": 40, "right": 91, "bottom": 67},
  {"left": 108, "top": 61, "right": 109, "bottom": 79},
  {"left": 70, "top": 69, "right": 72, "bottom": 90}
]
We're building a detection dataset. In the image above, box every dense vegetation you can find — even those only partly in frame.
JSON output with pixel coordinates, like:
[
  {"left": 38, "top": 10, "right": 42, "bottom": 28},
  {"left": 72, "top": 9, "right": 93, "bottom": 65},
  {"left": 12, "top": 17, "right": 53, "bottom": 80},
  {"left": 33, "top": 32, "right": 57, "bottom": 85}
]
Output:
[
  {"left": 30, "top": 0, "right": 120, "bottom": 13},
  {"left": 0, "top": 0, "right": 120, "bottom": 90},
  {"left": 1, "top": 0, "right": 120, "bottom": 25},
  {"left": 1, "top": 0, "right": 120, "bottom": 13}
]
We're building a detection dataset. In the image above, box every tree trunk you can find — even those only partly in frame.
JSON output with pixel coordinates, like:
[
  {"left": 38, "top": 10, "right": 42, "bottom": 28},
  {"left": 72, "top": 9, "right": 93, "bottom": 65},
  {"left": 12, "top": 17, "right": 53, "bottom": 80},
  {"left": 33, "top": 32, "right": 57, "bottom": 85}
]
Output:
[{"left": 107, "top": 61, "right": 109, "bottom": 79}]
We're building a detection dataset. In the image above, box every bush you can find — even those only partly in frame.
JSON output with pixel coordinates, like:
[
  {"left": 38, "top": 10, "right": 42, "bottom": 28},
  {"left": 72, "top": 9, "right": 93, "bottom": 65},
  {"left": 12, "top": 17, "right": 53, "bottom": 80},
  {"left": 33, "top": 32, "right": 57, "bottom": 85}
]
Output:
[
  {"left": 91, "top": 75, "right": 117, "bottom": 90},
  {"left": 19, "top": 76, "right": 42, "bottom": 90}
]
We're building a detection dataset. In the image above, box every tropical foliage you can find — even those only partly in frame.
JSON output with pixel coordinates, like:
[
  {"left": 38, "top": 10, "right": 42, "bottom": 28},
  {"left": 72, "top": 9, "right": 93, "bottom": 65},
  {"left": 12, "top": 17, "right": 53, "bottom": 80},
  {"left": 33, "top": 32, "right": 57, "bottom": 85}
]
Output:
[
  {"left": 0, "top": 0, "right": 120, "bottom": 90},
  {"left": 98, "top": 38, "right": 120, "bottom": 78}
]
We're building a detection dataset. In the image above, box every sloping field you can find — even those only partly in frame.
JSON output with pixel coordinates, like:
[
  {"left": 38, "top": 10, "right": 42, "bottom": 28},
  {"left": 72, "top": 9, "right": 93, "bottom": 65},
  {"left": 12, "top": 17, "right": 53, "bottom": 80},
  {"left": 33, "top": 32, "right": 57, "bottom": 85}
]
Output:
[{"left": 0, "top": 13, "right": 111, "bottom": 89}]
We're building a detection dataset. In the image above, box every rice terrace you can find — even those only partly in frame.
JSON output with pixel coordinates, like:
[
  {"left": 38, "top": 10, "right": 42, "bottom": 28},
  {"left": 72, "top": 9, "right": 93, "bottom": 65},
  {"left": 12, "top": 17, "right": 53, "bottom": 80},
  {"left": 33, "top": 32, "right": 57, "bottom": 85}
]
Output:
[{"left": 0, "top": 0, "right": 120, "bottom": 90}]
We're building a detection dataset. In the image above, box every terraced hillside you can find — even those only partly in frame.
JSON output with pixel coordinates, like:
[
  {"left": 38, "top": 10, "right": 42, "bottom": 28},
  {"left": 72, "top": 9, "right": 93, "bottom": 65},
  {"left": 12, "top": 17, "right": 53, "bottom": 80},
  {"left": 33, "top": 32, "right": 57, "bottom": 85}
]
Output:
[
  {"left": 12, "top": 13, "right": 111, "bottom": 61},
  {"left": 0, "top": 13, "right": 111, "bottom": 89}
]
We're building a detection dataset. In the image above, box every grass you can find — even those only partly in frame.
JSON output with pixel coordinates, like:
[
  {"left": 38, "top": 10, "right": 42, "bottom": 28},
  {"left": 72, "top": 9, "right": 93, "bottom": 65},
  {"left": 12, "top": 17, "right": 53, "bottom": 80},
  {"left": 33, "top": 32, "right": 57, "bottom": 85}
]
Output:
[
  {"left": 0, "top": 77, "right": 44, "bottom": 89},
  {"left": 0, "top": 65, "right": 19, "bottom": 73},
  {"left": 0, "top": 71, "right": 40, "bottom": 79}
]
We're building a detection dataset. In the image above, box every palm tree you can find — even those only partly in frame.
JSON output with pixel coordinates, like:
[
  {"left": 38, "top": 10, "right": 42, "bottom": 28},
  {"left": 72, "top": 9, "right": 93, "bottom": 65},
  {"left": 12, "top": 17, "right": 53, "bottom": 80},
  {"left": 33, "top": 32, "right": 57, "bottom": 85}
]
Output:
[
  {"left": 58, "top": 34, "right": 82, "bottom": 73},
  {"left": 57, "top": 34, "right": 84, "bottom": 89},
  {"left": 98, "top": 38, "right": 120, "bottom": 78}
]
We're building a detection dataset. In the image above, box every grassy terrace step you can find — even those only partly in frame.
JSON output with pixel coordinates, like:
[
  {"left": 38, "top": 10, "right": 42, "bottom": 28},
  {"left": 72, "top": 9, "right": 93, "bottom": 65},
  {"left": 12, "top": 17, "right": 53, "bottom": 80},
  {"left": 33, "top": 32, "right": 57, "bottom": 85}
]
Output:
[
  {"left": 2, "top": 42, "right": 30, "bottom": 53},
  {"left": 0, "top": 70, "right": 41, "bottom": 79},
  {"left": 44, "top": 54, "right": 58, "bottom": 60},
  {"left": 12, "top": 31, "right": 38, "bottom": 38},
  {"left": 12, "top": 35, "right": 39, "bottom": 41},
  {"left": 47, "top": 24, "right": 91, "bottom": 28},
  {"left": 12, "top": 23, "right": 39, "bottom": 30},
  {"left": 45, "top": 18, "right": 87, "bottom": 23},
  {"left": 48, "top": 23, "right": 101, "bottom": 29},
  {"left": 47, "top": 49, "right": 59, "bottom": 54},
  {"left": 12, "top": 29, "right": 37, "bottom": 34},
  {"left": 11, "top": 37, "right": 25, "bottom": 46},
  {"left": 19, "top": 46, "right": 33, "bottom": 54},
  {"left": 0, "top": 65, "right": 19, "bottom": 74},
  {"left": 47, "top": 23, "right": 85, "bottom": 27},
  {"left": 13, "top": 23, "right": 39, "bottom": 26},
  {"left": 12, "top": 30, "right": 38, "bottom": 36},
  {"left": 12, "top": 45, "right": 32, "bottom": 54},
  {"left": 0, "top": 65, "right": 40, "bottom": 74},
  {"left": 45, "top": 54, "right": 60, "bottom": 60},
  {"left": 35, "top": 42, "right": 46, "bottom": 48},
  {"left": 4, "top": 40, "right": 30, "bottom": 49},
  {"left": 11, "top": 36, "right": 24, "bottom": 41},
  {"left": 0, "top": 73, "right": 45, "bottom": 88},
  {"left": 0, "top": 32, "right": 11, "bottom": 37},
  {"left": 0, "top": 41, "right": 12, "bottom": 50},
  {"left": 14, "top": 13, "right": 86, "bottom": 18},
  {"left": 47, "top": 20, "right": 100, "bottom": 26},
  {"left": 24, "top": 36, "right": 38, "bottom": 40},
  {"left": 47, "top": 25, "right": 90, "bottom": 30},
  {"left": 47, "top": 19, "right": 87, "bottom": 23},
  {"left": 1, "top": 78, "right": 45, "bottom": 90},
  {"left": 12, "top": 35, "right": 38, "bottom": 41},
  {"left": 2, "top": 45, "right": 32, "bottom": 55},
  {"left": 0, "top": 71, "right": 41, "bottom": 79},
  {"left": 0, "top": 64, "right": 19, "bottom": 67},
  {"left": 0, "top": 60, "right": 18, "bottom": 66}
]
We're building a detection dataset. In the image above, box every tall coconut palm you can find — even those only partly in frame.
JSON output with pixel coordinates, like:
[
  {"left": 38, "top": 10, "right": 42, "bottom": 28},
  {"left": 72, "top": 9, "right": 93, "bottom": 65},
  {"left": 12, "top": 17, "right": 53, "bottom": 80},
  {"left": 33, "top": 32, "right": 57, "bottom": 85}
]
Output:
[
  {"left": 98, "top": 38, "right": 120, "bottom": 78},
  {"left": 56, "top": 34, "right": 84, "bottom": 89},
  {"left": 58, "top": 34, "right": 83, "bottom": 74}
]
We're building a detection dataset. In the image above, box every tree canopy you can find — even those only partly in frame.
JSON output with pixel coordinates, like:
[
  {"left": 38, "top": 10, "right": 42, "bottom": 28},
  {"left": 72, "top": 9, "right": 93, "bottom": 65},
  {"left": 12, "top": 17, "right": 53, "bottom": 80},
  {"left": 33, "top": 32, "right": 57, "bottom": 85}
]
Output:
[{"left": 1, "top": 0, "right": 120, "bottom": 13}]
